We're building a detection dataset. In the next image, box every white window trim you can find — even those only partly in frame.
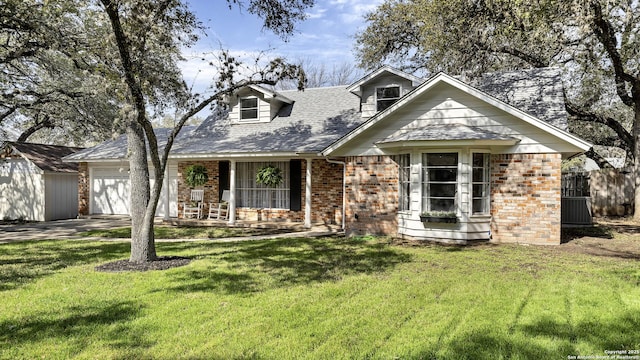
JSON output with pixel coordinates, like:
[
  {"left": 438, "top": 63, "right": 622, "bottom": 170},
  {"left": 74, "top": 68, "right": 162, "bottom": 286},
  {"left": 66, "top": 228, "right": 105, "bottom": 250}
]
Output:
[
  {"left": 470, "top": 149, "right": 491, "bottom": 217},
  {"left": 396, "top": 153, "right": 411, "bottom": 214},
  {"left": 420, "top": 150, "right": 461, "bottom": 216},
  {"left": 239, "top": 96, "right": 259, "bottom": 122},
  {"left": 375, "top": 85, "right": 401, "bottom": 112}
]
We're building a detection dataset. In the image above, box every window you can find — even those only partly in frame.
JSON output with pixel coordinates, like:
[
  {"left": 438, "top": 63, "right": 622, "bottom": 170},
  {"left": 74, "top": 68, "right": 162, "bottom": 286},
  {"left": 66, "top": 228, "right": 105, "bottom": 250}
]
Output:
[
  {"left": 472, "top": 153, "right": 490, "bottom": 214},
  {"left": 240, "top": 97, "right": 258, "bottom": 120},
  {"left": 236, "top": 162, "right": 290, "bottom": 209},
  {"left": 397, "top": 154, "right": 411, "bottom": 212},
  {"left": 376, "top": 86, "right": 400, "bottom": 111},
  {"left": 422, "top": 153, "right": 458, "bottom": 213}
]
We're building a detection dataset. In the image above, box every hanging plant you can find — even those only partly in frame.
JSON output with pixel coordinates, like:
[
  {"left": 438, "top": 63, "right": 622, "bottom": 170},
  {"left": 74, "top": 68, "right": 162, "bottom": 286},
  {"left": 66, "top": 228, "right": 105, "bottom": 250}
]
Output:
[
  {"left": 184, "top": 164, "right": 209, "bottom": 188},
  {"left": 256, "top": 164, "right": 283, "bottom": 188}
]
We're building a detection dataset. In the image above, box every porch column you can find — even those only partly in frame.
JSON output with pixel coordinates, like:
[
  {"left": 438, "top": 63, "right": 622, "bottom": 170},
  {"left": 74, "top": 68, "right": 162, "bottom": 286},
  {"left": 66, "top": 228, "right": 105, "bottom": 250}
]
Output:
[
  {"left": 305, "top": 158, "right": 312, "bottom": 228},
  {"left": 228, "top": 159, "right": 237, "bottom": 225},
  {"left": 163, "top": 164, "right": 170, "bottom": 220}
]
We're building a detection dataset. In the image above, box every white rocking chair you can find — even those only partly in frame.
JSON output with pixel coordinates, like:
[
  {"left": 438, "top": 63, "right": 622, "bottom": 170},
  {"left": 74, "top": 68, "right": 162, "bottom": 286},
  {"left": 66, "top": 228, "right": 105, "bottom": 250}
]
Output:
[
  {"left": 183, "top": 189, "right": 204, "bottom": 219},
  {"left": 208, "top": 190, "right": 230, "bottom": 220}
]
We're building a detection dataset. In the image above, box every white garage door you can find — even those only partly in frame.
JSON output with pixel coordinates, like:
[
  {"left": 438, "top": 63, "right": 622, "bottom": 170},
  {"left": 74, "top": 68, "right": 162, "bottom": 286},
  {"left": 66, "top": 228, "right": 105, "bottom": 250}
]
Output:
[
  {"left": 92, "top": 168, "right": 130, "bottom": 215},
  {"left": 91, "top": 167, "right": 177, "bottom": 217}
]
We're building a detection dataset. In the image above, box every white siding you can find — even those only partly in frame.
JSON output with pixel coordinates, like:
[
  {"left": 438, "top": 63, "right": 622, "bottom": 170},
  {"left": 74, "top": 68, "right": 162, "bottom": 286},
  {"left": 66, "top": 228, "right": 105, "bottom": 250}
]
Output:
[
  {"left": 229, "top": 89, "right": 272, "bottom": 124},
  {"left": 337, "top": 83, "right": 578, "bottom": 156},
  {"left": 0, "top": 159, "right": 45, "bottom": 221},
  {"left": 360, "top": 74, "right": 417, "bottom": 118},
  {"left": 44, "top": 173, "right": 78, "bottom": 221}
]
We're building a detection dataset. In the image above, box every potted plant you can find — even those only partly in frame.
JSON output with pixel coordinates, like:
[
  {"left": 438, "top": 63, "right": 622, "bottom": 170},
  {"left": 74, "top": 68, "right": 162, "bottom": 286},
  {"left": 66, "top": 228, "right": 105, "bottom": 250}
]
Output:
[
  {"left": 184, "top": 164, "right": 209, "bottom": 188},
  {"left": 420, "top": 211, "right": 457, "bottom": 223},
  {"left": 255, "top": 165, "right": 283, "bottom": 218}
]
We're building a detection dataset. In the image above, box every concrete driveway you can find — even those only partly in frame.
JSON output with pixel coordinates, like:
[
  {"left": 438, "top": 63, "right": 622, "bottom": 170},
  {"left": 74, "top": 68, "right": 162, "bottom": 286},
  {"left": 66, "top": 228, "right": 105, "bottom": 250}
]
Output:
[{"left": 0, "top": 217, "right": 132, "bottom": 243}]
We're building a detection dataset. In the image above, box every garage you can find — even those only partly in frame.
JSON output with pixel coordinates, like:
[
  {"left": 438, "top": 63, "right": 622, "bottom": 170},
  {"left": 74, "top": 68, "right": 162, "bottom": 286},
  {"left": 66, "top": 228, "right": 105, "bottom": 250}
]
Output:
[
  {"left": 90, "top": 166, "right": 177, "bottom": 217},
  {"left": 0, "top": 142, "right": 82, "bottom": 221}
]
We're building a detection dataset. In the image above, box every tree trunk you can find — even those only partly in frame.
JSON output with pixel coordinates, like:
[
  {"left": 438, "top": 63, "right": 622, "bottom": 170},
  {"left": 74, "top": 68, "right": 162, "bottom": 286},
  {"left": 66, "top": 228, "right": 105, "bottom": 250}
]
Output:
[
  {"left": 127, "top": 120, "right": 157, "bottom": 262},
  {"left": 634, "top": 103, "right": 640, "bottom": 221}
]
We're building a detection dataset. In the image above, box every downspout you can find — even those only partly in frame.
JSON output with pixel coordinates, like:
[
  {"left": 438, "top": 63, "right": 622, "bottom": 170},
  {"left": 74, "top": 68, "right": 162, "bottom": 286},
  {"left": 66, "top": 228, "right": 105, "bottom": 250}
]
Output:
[{"left": 325, "top": 158, "right": 346, "bottom": 231}]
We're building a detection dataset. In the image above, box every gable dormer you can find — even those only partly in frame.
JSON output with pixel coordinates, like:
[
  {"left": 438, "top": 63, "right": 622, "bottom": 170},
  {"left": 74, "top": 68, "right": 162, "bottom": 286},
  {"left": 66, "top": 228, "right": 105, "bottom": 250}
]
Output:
[
  {"left": 229, "top": 84, "right": 293, "bottom": 124},
  {"left": 347, "top": 66, "right": 424, "bottom": 118}
]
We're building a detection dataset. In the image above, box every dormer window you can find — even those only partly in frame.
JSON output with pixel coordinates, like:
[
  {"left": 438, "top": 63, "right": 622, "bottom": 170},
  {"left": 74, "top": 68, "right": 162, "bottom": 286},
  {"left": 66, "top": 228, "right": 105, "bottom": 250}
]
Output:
[
  {"left": 376, "top": 86, "right": 400, "bottom": 111},
  {"left": 240, "top": 97, "right": 258, "bottom": 121}
]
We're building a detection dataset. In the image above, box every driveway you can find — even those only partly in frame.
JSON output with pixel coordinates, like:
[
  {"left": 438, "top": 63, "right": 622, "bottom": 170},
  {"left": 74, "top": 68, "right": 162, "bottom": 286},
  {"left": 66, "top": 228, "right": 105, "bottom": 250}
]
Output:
[{"left": 0, "top": 217, "right": 132, "bottom": 243}]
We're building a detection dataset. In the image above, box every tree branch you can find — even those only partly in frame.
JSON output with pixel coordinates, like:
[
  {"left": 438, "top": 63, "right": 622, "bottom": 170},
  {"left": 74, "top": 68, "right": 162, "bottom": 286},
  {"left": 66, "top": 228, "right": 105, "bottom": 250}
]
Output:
[
  {"left": 565, "top": 95, "right": 633, "bottom": 153},
  {"left": 584, "top": 147, "right": 614, "bottom": 169},
  {"left": 590, "top": 0, "right": 638, "bottom": 107}
]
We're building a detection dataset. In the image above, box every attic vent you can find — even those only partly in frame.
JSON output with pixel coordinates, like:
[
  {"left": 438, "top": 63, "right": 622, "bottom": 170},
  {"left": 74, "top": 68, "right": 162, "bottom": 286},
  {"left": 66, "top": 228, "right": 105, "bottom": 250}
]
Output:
[{"left": 376, "top": 86, "right": 400, "bottom": 111}]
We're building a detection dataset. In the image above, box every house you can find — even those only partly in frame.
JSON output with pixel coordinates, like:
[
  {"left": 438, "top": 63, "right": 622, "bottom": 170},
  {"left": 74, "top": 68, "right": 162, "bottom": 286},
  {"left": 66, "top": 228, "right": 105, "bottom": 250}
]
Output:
[
  {"left": 0, "top": 142, "right": 83, "bottom": 221},
  {"left": 64, "top": 66, "right": 591, "bottom": 245}
]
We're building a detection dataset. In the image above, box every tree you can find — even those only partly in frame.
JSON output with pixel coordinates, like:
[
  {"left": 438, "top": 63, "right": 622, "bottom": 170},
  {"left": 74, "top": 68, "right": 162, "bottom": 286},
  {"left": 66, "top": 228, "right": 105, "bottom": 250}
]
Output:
[
  {"left": 0, "top": 0, "right": 123, "bottom": 145},
  {"left": 355, "top": 0, "right": 640, "bottom": 219},
  {"left": 97, "top": 0, "right": 311, "bottom": 262}
]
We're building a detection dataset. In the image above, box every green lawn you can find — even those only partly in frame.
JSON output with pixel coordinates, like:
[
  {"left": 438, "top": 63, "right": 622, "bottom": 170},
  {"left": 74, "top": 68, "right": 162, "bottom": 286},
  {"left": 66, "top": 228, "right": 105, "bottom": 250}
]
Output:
[{"left": 0, "top": 234, "right": 639, "bottom": 359}]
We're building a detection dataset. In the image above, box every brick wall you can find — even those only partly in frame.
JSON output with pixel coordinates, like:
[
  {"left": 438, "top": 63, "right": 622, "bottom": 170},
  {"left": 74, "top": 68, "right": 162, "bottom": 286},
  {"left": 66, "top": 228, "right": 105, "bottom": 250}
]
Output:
[
  {"left": 177, "top": 161, "right": 220, "bottom": 215},
  {"left": 78, "top": 162, "right": 89, "bottom": 215},
  {"left": 176, "top": 159, "right": 343, "bottom": 224},
  {"left": 310, "top": 160, "right": 344, "bottom": 224},
  {"left": 344, "top": 156, "right": 398, "bottom": 236},
  {"left": 490, "top": 153, "right": 562, "bottom": 245}
]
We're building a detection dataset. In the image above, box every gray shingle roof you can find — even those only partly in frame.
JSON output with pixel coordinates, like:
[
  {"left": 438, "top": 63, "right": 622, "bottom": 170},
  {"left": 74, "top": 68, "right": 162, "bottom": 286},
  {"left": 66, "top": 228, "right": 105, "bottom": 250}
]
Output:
[
  {"left": 64, "top": 67, "right": 568, "bottom": 161},
  {"left": 377, "top": 124, "right": 519, "bottom": 143},
  {"left": 172, "top": 86, "right": 363, "bottom": 155},
  {"left": 63, "top": 127, "right": 195, "bottom": 161},
  {"left": 469, "top": 67, "right": 567, "bottom": 130}
]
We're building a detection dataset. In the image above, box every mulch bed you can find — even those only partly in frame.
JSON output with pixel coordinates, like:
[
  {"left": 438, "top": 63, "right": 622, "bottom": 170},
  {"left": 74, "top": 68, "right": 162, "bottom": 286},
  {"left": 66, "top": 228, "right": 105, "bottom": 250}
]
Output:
[{"left": 95, "top": 256, "right": 191, "bottom": 272}]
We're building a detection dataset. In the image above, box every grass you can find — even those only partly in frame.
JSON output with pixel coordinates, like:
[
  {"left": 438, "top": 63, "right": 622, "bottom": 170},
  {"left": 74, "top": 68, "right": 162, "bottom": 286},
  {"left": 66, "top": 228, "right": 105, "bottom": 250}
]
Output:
[
  {"left": 0, "top": 235, "right": 639, "bottom": 359},
  {"left": 79, "top": 225, "right": 289, "bottom": 239}
]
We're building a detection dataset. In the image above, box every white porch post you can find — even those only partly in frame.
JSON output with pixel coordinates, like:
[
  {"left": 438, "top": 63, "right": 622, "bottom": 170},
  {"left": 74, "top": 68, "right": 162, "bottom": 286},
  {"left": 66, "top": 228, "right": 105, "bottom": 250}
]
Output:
[
  {"left": 228, "top": 160, "right": 237, "bottom": 225},
  {"left": 163, "top": 164, "right": 170, "bottom": 220},
  {"left": 305, "top": 158, "right": 312, "bottom": 228}
]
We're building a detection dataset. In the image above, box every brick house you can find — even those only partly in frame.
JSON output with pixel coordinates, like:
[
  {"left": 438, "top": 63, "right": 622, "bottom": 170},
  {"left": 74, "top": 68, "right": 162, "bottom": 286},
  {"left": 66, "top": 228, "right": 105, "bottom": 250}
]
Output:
[{"left": 64, "top": 66, "right": 591, "bottom": 245}]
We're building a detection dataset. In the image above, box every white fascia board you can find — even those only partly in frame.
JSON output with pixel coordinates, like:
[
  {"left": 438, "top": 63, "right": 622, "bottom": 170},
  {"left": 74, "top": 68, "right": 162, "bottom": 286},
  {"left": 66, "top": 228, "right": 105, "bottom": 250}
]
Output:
[
  {"left": 347, "top": 65, "right": 424, "bottom": 94},
  {"left": 247, "top": 84, "right": 293, "bottom": 104},
  {"left": 324, "top": 72, "right": 592, "bottom": 156}
]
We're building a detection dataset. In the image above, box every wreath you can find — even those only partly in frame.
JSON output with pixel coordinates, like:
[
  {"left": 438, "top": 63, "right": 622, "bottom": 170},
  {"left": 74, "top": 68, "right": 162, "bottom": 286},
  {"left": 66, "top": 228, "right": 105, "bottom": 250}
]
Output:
[
  {"left": 184, "top": 164, "right": 209, "bottom": 188},
  {"left": 256, "top": 164, "right": 283, "bottom": 188}
]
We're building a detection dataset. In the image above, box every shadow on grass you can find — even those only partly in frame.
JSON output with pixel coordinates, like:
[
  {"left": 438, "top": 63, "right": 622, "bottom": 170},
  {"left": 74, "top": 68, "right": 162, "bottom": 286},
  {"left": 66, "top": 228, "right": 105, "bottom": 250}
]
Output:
[
  {"left": 163, "top": 236, "right": 412, "bottom": 294},
  {"left": 410, "top": 311, "right": 640, "bottom": 359},
  {"left": 0, "top": 241, "right": 130, "bottom": 291},
  {"left": 0, "top": 300, "right": 152, "bottom": 358},
  {"left": 561, "top": 225, "right": 614, "bottom": 243}
]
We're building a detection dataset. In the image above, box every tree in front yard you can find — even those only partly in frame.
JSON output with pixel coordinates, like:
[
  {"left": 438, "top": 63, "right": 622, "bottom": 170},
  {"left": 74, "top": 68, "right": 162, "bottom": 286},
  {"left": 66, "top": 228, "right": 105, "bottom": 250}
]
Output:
[{"left": 99, "top": 0, "right": 311, "bottom": 262}]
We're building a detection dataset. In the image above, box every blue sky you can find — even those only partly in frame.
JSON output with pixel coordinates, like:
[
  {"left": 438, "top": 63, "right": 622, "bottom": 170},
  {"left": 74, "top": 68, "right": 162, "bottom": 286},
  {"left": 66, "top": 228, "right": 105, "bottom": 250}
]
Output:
[{"left": 180, "top": 0, "right": 382, "bottom": 98}]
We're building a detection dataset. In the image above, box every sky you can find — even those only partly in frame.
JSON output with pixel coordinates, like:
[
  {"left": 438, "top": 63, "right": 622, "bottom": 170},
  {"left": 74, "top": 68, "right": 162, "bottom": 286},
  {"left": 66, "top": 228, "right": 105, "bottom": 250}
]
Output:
[{"left": 180, "top": 0, "right": 382, "bottom": 99}]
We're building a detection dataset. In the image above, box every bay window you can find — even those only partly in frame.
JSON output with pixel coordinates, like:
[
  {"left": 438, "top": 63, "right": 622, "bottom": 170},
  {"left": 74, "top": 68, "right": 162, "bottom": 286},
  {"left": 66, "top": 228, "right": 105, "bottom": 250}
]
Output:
[{"left": 422, "top": 153, "right": 458, "bottom": 213}]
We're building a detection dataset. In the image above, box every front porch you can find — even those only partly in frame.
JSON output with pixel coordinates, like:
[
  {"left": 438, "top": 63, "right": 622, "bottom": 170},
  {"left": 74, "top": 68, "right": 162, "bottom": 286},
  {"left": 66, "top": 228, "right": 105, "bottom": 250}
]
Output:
[{"left": 164, "top": 217, "right": 343, "bottom": 234}]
